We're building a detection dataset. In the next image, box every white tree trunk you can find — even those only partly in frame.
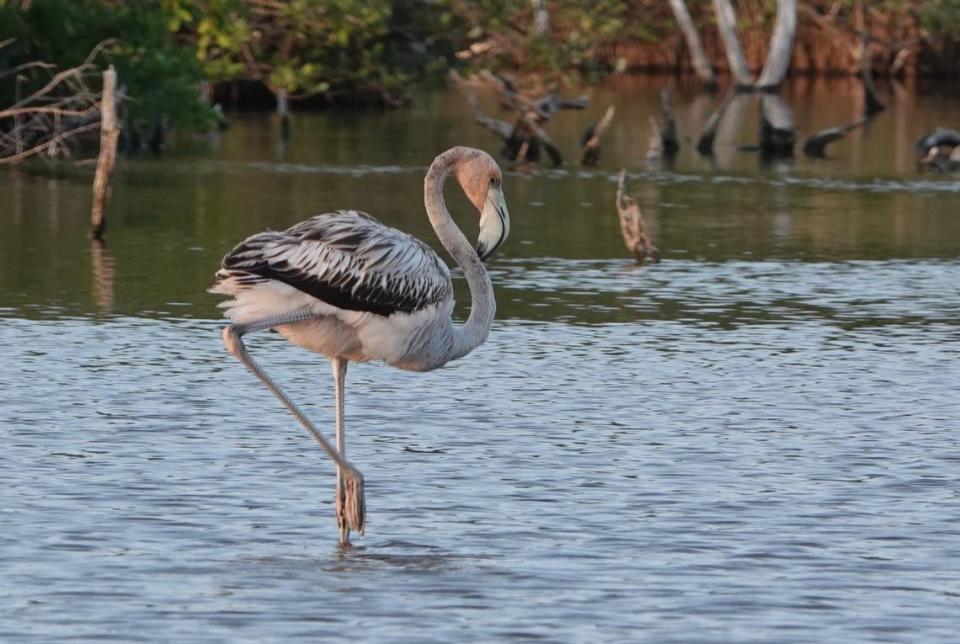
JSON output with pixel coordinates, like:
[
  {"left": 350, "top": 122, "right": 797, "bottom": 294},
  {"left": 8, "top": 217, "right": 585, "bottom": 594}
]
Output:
[
  {"left": 669, "top": 0, "right": 716, "bottom": 86},
  {"left": 712, "top": 0, "right": 754, "bottom": 88},
  {"left": 756, "top": 0, "right": 797, "bottom": 89},
  {"left": 532, "top": 0, "right": 549, "bottom": 37}
]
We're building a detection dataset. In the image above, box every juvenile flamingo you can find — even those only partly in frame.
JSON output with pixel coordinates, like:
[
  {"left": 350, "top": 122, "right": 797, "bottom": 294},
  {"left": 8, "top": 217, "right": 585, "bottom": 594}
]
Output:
[{"left": 210, "top": 147, "right": 510, "bottom": 545}]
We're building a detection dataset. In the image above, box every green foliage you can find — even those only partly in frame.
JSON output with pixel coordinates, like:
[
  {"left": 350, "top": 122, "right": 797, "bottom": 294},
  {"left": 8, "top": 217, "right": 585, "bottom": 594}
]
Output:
[
  {"left": 920, "top": 0, "right": 960, "bottom": 38},
  {"left": 0, "top": 0, "right": 215, "bottom": 132},
  {"left": 165, "top": 0, "right": 451, "bottom": 100},
  {"left": 444, "top": 0, "right": 634, "bottom": 78}
]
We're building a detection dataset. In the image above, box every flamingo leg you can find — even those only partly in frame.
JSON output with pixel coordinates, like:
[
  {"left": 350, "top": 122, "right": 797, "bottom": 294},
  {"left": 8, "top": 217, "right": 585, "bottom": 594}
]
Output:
[
  {"left": 221, "top": 316, "right": 366, "bottom": 543},
  {"left": 332, "top": 358, "right": 351, "bottom": 545}
]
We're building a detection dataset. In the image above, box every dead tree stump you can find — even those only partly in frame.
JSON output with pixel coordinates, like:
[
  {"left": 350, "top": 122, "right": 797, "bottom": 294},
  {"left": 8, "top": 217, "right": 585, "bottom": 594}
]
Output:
[
  {"left": 90, "top": 65, "right": 119, "bottom": 240},
  {"left": 615, "top": 170, "right": 660, "bottom": 264}
]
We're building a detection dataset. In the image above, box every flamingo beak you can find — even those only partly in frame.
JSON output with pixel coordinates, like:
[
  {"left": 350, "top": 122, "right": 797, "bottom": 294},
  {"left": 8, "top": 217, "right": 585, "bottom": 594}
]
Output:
[{"left": 476, "top": 186, "right": 510, "bottom": 262}]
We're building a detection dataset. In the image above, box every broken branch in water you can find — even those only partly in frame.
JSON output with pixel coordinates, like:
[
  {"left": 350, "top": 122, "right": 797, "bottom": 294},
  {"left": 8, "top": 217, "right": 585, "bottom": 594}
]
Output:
[
  {"left": 802, "top": 118, "right": 868, "bottom": 157},
  {"left": 0, "top": 43, "right": 116, "bottom": 165},
  {"left": 615, "top": 170, "right": 660, "bottom": 265},
  {"left": 580, "top": 105, "right": 615, "bottom": 167}
]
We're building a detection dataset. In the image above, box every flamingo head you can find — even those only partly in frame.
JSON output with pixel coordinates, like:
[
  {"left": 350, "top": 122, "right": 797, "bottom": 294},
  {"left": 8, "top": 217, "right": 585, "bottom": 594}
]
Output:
[{"left": 452, "top": 148, "right": 510, "bottom": 262}]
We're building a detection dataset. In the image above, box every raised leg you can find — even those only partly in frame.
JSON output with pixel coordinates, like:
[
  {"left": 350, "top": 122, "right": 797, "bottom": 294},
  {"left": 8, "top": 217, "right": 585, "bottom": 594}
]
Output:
[{"left": 221, "top": 315, "right": 365, "bottom": 543}]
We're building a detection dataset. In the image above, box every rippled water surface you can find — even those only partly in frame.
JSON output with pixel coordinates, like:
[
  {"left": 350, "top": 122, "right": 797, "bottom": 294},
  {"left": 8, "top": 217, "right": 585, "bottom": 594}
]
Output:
[{"left": 2, "top": 82, "right": 959, "bottom": 642}]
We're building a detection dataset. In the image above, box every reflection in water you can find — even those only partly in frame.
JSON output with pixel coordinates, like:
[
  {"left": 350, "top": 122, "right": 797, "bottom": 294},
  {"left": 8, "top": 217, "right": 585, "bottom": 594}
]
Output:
[{"left": 90, "top": 239, "right": 114, "bottom": 313}]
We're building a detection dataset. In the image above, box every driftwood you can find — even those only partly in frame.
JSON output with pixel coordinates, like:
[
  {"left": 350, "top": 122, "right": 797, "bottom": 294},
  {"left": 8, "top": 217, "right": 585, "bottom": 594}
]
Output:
[
  {"left": 516, "top": 114, "right": 563, "bottom": 167},
  {"left": 0, "top": 43, "right": 114, "bottom": 164},
  {"left": 459, "top": 71, "right": 581, "bottom": 167},
  {"left": 802, "top": 118, "right": 868, "bottom": 157},
  {"left": 535, "top": 93, "right": 589, "bottom": 120},
  {"left": 759, "top": 94, "right": 795, "bottom": 157},
  {"left": 90, "top": 66, "right": 119, "bottom": 240},
  {"left": 696, "top": 89, "right": 734, "bottom": 156},
  {"left": 615, "top": 170, "right": 660, "bottom": 264},
  {"left": 580, "top": 105, "right": 615, "bottom": 167},
  {"left": 756, "top": 0, "right": 798, "bottom": 90},
  {"left": 669, "top": 0, "right": 716, "bottom": 88},
  {"left": 466, "top": 94, "right": 562, "bottom": 166},
  {"left": 712, "top": 0, "right": 754, "bottom": 88},
  {"left": 475, "top": 70, "right": 588, "bottom": 123},
  {"left": 466, "top": 94, "right": 514, "bottom": 139}
]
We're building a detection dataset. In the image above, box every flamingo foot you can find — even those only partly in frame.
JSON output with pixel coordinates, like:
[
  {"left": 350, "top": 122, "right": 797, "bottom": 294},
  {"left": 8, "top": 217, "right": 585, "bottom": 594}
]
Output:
[{"left": 336, "top": 469, "right": 366, "bottom": 545}]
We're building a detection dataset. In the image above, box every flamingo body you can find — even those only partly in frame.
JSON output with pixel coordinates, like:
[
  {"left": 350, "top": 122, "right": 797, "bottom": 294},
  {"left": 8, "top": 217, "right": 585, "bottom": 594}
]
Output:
[{"left": 211, "top": 209, "right": 458, "bottom": 371}]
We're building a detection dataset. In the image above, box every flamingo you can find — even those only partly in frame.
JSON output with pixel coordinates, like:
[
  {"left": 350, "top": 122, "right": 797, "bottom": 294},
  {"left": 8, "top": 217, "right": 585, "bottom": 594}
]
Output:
[{"left": 210, "top": 147, "right": 510, "bottom": 546}]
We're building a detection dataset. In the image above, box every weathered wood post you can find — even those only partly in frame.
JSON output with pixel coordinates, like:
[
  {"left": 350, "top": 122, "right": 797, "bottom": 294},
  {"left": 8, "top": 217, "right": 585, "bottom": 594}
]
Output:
[
  {"left": 669, "top": 0, "right": 717, "bottom": 89},
  {"left": 90, "top": 65, "right": 119, "bottom": 241}
]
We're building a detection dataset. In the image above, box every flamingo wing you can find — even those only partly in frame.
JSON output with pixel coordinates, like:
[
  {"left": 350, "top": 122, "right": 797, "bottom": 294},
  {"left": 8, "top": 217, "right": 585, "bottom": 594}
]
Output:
[{"left": 214, "top": 210, "right": 452, "bottom": 317}]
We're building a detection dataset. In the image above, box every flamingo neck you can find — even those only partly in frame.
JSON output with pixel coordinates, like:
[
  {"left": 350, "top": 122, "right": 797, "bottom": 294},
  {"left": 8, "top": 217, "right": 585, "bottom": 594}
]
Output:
[{"left": 424, "top": 148, "right": 495, "bottom": 361}]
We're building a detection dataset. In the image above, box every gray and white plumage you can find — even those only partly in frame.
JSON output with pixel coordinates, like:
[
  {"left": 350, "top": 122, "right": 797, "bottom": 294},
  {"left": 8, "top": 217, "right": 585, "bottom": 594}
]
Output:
[
  {"left": 211, "top": 209, "right": 461, "bottom": 371},
  {"left": 214, "top": 209, "right": 451, "bottom": 317},
  {"left": 210, "top": 146, "right": 510, "bottom": 545}
]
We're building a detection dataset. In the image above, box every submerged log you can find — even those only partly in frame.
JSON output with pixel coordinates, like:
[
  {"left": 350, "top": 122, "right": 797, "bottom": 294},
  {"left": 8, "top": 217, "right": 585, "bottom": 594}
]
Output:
[
  {"left": 759, "top": 94, "right": 795, "bottom": 158},
  {"left": 90, "top": 65, "right": 119, "bottom": 241},
  {"left": 517, "top": 114, "right": 563, "bottom": 167},
  {"left": 712, "top": 0, "right": 754, "bottom": 88},
  {"left": 669, "top": 0, "right": 716, "bottom": 89},
  {"left": 615, "top": 170, "right": 660, "bottom": 264},
  {"left": 915, "top": 129, "right": 960, "bottom": 156},
  {"left": 916, "top": 129, "right": 960, "bottom": 171},
  {"left": 535, "top": 93, "right": 590, "bottom": 120},
  {"left": 580, "top": 105, "right": 615, "bottom": 167},
  {"left": 696, "top": 89, "right": 734, "bottom": 156},
  {"left": 802, "top": 118, "right": 868, "bottom": 157},
  {"left": 756, "top": 0, "right": 798, "bottom": 90}
]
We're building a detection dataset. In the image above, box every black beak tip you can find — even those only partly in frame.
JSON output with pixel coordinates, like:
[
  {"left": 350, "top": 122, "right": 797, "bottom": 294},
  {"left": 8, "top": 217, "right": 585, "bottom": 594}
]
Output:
[{"left": 476, "top": 243, "right": 491, "bottom": 262}]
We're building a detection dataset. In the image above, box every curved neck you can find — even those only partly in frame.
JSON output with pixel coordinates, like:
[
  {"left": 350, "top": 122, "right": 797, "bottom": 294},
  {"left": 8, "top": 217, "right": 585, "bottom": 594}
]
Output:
[{"left": 424, "top": 149, "right": 495, "bottom": 360}]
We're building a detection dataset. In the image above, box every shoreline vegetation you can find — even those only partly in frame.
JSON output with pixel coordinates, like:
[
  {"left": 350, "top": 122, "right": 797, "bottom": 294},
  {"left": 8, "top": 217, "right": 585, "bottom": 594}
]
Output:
[{"left": 1, "top": 0, "right": 959, "bottom": 160}]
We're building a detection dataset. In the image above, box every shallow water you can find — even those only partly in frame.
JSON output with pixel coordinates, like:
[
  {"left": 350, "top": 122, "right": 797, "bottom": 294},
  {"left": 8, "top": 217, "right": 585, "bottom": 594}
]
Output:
[{"left": 1, "top": 82, "right": 959, "bottom": 642}]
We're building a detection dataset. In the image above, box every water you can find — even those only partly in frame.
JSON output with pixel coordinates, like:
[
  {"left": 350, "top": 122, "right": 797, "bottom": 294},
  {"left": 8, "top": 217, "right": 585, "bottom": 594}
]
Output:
[{"left": 2, "top": 81, "right": 960, "bottom": 642}]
